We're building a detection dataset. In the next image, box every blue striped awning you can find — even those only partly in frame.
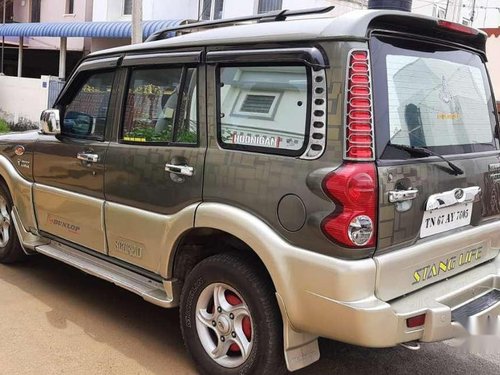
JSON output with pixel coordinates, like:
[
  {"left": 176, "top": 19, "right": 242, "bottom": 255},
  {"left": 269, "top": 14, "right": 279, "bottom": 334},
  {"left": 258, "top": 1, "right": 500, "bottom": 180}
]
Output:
[{"left": 0, "top": 20, "right": 185, "bottom": 38}]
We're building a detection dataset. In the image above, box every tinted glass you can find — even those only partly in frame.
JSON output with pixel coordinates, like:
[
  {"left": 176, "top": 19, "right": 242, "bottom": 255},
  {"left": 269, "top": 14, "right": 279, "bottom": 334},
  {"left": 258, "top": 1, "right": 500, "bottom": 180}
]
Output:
[
  {"left": 218, "top": 66, "right": 308, "bottom": 153},
  {"left": 372, "top": 36, "right": 497, "bottom": 156},
  {"left": 62, "top": 71, "right": 114, "bottom": 139},
  {"left": 122, "top": 67, "right": 197, "bottom": 144}
]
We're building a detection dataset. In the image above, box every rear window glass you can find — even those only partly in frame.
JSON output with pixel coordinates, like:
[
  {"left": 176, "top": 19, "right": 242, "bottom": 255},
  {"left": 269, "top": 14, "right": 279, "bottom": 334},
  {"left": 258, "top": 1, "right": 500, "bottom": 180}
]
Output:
[
  {"left": 217, "top": 65, "right": 309, "bottom": 155},
  {"left": 371, "top": 35, "right": 497, "bottom": 157}
]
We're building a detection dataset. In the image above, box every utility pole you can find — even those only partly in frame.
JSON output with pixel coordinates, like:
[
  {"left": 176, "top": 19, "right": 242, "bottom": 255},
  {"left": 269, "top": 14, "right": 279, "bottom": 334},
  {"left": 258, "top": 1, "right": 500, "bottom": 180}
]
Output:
[
  {"left": 1, "top": 0, "right": 6, "bottom": 74},
  {"left": 132, "top": 0, "right": 143, "bottom": 44}
]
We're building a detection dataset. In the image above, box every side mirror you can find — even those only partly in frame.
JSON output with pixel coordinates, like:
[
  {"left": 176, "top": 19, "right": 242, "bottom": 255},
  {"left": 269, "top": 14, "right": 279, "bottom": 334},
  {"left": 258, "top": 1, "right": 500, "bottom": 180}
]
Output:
[{"left": 40, "top": 109, "right": 61, "bottom": 135}]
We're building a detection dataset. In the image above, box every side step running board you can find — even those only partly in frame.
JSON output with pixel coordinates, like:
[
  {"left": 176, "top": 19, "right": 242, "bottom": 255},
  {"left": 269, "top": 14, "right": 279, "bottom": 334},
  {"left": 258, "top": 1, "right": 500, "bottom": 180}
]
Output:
[{"left": 35, "top": 242, "right": 178, "bottom": 308}]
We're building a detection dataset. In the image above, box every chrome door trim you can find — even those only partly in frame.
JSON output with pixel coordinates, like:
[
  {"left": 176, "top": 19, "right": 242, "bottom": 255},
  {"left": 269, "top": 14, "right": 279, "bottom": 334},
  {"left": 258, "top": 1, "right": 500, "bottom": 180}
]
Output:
[
  {"left": 388, "top": 188, "right": 419, "bottom": 203},
  {"left": 77, "top": 152, "right": 99, "bottom": 163},
  {"left": 164, "top": 163, "right": 194, "bottom": 176},
  {"left": 425, "top": 186, "right": 481, "bottom": 211}
]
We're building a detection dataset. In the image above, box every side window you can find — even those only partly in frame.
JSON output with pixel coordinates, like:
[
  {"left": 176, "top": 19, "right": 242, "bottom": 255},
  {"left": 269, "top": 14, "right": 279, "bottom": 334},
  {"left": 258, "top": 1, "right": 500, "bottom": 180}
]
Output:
[
  {"left": 218, "top": 65, "right": 309, "bottom": 155},
  {"left": 62, "top": 71, "right": 114, "bottom": 139},
  {"left": 122, "top": 67, "right": 197, "bottom": 144}
]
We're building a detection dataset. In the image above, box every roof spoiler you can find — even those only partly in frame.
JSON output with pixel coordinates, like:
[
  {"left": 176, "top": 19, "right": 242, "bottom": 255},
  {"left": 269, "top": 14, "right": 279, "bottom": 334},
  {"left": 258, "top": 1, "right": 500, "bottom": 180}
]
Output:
[{"left": 368, "top": 14, "right": 487, "bottom": 56}]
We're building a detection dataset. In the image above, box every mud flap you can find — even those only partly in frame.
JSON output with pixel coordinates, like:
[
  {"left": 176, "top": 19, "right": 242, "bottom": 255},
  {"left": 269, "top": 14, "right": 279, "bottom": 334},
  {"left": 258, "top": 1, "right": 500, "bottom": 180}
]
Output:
[{"left": 276, "top": 293, "right": 320, "bottom": 372}]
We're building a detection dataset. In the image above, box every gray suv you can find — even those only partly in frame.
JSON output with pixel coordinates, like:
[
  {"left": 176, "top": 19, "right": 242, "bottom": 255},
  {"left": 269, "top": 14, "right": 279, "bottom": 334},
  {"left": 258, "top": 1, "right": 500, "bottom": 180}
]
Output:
[{"left": 0, "top": 7, "right": 499, "bottom": 375}]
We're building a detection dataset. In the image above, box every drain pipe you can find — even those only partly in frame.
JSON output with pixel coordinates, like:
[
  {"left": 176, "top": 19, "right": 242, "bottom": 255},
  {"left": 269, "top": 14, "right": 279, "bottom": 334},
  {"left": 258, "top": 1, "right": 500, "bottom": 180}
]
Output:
[{"left": 367, "top": 0, "right": 413, "bottom": 11}]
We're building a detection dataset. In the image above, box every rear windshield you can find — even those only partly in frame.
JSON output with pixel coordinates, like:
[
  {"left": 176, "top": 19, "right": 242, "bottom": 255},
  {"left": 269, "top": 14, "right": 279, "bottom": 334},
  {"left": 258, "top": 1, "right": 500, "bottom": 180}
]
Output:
[{"left": 371, "top": 35, "right": 498, "bottom": 157}]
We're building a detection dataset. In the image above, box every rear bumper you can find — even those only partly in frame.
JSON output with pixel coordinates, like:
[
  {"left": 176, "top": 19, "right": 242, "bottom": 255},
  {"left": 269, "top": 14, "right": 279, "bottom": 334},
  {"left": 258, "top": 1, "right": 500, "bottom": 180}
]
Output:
[
  {"left": 280, "top": 221, "right": 500, "bottom": 347},
  {"left": 281, "top": 255, "right": 500, "bottom": 347}
]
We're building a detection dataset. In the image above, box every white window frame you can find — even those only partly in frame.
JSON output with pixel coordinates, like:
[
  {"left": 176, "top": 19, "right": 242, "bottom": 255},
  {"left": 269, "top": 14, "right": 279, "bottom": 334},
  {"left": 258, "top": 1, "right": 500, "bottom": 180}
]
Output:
[
  {"left": 432, "top": 4, "right": 446, "bottom": 19},
  {"left": 200, "top": 0, "right": 224, "bottom": 20}
]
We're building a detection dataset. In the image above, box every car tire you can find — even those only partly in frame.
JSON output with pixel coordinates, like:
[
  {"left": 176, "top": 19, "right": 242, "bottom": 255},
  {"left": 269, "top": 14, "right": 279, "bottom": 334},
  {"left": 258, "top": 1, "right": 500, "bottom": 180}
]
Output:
[
  {"left": 180, "top": 252, "right": 286, "bottom": 375},
  {"left": 0, "top": 183, "right": 27, "bottom": 263}
]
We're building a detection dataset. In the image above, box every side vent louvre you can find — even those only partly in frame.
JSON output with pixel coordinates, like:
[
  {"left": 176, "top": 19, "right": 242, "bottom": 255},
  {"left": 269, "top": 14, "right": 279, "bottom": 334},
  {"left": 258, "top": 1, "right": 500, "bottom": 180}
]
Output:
[
  {"left": 301, "top": 68, "right": 327, "bottom": 160},
  {"left": 345, "top": 50, "right": 375, "bottom": 160}
]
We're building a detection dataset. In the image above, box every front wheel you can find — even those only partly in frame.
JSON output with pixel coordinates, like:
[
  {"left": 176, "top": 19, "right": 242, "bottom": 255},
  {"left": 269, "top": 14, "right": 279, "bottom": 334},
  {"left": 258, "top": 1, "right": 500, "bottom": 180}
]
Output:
[{"left": 180, "top": 253, "right": 286, "bottom": 375}]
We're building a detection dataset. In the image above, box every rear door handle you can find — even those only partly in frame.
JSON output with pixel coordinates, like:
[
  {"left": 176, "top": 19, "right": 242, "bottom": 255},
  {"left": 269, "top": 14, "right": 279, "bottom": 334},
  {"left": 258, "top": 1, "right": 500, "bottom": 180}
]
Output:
[
  {"left": 388, "top": 188, "right": 419, "bottom": 203},
  {"left": 77, "top": 152, "right": 99, "bottom": 163},
  {"left": 165, "top": 163, "right": 194, "bottom": 177}
]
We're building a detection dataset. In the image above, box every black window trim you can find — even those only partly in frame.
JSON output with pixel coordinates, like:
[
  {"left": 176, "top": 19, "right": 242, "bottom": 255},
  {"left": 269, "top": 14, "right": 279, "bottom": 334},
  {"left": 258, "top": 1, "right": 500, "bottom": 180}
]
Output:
[
  {"left": 206, "top": 47, "right": 328, "bottom": 70},
  {"left": 55, "top": 56, "right": 122, "bottom": 107},
  {"left": 121, "top": 51, "right": 202, "bottom": 67},
  {"left": 118, "top": 64, "right": 200, "bottom": 148}
]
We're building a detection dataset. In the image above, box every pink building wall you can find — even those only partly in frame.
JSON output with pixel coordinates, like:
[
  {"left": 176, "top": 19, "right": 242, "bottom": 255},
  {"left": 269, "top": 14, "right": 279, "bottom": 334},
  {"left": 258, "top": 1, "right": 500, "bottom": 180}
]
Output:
[{"left": 12, "top": 0, "right": 93, "bottom": 51}]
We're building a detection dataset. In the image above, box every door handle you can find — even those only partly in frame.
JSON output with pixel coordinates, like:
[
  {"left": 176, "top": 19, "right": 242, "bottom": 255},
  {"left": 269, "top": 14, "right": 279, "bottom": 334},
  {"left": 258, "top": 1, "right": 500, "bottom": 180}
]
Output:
[
  {"left": 388, "top": 188, "right": 419, "bottom": 203},
  {"left": 165, "top": 163, "right": 194, "bottom": 177},
  {"left": 77, "top": 152, "right": 99, "bottom": 163}
]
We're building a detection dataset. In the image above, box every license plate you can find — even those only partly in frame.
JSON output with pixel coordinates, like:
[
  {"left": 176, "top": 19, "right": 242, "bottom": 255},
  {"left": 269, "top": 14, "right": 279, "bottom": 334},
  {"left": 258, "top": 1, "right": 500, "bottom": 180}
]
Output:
[{"left": 420, "top": 203, "right": 472, "bottom": 238}]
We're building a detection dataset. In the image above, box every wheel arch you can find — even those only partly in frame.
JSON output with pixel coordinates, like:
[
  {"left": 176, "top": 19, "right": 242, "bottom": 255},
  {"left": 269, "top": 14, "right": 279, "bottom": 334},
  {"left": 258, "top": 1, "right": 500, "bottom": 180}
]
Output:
[
  {"left": 0, "top": 155, "right": 36, "bottom": 231},
  {"left": 168, "top": 202, "right": 301, "bottom": 299},
  {"left": 170, "top": 226, "right": 277, "bottom": 293},
  {"left": 170, "top": 202, "right": 323, "bottom": 372}
]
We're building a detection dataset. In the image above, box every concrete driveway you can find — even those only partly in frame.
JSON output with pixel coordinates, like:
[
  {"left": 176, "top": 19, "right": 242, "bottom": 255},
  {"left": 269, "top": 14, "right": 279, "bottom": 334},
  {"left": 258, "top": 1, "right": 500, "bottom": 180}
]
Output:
[{"left": 0, "top": 256, "right": 499, "bottom": 374}]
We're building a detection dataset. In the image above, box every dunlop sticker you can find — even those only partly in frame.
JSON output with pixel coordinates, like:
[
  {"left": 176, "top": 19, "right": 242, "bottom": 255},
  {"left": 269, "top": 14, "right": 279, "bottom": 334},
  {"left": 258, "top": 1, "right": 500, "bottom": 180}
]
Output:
[{"left": 47, "top": 214, "right": 81, "bottom": 234}]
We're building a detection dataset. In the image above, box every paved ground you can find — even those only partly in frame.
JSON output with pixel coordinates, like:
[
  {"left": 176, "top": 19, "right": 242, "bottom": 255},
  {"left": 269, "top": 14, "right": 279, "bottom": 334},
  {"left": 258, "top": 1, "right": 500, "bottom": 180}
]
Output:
[{"left": 0, "top": 256, "right": 499, "bottom": 375}]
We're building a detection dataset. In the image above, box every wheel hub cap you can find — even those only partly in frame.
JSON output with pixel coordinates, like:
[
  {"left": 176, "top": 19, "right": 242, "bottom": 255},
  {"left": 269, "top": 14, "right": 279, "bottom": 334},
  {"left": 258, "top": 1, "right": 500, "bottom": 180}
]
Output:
[
  {"left": 217, "top": 316, "right": 231, "bottom": 335},
  {"left": 195, "top": 283, "right": 254, "bottom": 368}
]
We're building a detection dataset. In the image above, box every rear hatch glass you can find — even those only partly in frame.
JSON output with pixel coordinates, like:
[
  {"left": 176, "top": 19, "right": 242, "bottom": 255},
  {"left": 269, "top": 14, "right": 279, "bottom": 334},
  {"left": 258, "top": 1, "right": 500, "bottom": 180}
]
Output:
[{"left": 371, "top": 34, "right": 499, "bottom": 250}]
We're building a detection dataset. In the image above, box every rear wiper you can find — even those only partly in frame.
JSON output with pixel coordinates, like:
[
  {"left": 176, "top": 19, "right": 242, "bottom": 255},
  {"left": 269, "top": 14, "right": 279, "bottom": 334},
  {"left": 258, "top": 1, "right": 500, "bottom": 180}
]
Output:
[{"left": 387, "top": 143, "right": 464, "bottom": 176}]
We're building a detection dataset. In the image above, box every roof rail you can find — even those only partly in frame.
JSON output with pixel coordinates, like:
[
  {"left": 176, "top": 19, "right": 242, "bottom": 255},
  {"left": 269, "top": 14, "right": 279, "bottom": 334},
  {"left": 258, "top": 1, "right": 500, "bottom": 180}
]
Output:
[{"left": 145, "top": 6, "right": 335, "bottom": 42}]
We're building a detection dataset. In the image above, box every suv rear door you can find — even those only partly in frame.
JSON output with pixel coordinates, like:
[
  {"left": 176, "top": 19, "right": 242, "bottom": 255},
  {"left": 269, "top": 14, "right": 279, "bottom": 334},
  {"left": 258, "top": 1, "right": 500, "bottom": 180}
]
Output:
[
  {"left": 103, "top": 50, "right": 205, "bottom": 273},
  {"left": 371, "top": 34, "right": 500, "bottom": 300}
]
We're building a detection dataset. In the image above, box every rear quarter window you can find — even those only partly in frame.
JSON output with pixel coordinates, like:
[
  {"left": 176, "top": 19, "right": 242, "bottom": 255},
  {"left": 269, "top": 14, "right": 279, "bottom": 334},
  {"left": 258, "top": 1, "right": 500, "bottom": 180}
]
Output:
[{"left": 217, "top": 65, "right": 310, "bottom": 156}]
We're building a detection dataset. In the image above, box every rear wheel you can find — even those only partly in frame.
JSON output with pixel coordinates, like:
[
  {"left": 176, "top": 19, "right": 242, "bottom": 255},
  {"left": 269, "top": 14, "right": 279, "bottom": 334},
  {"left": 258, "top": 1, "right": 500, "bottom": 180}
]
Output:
[
  {"left": 0, "top": 184, "right": 26, "bottom": 263},
  {"left": 180, "top": 253, "right": 286, "bottom": 375}
]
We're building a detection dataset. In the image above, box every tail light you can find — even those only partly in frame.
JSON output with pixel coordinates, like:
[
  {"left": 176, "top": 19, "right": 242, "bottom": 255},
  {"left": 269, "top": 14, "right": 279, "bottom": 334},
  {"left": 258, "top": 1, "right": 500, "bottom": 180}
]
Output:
[
  {"left": 345, "top": 50, "right": 374, "bottom": 160},
  {"left": 437, "top": 20, "right": 478, "bottom": 35},
  {"left": 321, "top": 162, "right": 377, "bottom": 248}
]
